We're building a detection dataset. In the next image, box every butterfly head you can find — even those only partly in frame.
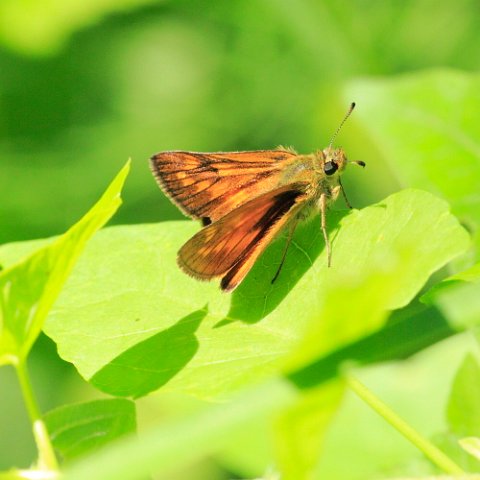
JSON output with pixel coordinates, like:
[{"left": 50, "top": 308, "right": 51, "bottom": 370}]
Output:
[
  {"left": 321, "top": 146, "right": 366, "bottom": 180},
  {"left": 321, "top": 147, "right": 347, "bottom": 178}
]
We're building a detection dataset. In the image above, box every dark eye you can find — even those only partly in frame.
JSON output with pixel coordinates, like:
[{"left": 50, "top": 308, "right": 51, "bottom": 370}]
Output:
[{"left": 324, "top": 161, "right": 338, "bottom": 176}]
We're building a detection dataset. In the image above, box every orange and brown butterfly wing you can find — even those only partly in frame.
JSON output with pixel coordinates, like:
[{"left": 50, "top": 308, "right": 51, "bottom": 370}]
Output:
[
  {"left": 149, "top": 150, "right": 298, "bottom": 224},
  {"left": 177, "top": 182, "right": 311, "bottom": 291}
]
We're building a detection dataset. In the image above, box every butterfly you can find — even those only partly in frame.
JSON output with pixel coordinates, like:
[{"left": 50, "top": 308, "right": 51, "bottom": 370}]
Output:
[{"left": 150, "top": 103, "right": 365, "bottom": 292}]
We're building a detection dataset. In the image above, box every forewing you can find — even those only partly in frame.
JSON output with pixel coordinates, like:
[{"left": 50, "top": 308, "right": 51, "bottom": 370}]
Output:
[
  {"left": 150, "top": 150, "right": 297, "bottom": 222},
  {"left": 177, "top": 182, "right": 310, "bottom": 291}
]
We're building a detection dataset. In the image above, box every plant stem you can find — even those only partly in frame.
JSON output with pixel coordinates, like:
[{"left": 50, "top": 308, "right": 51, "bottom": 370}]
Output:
[
  {"left": 345, "top": 372, "right": 465, "bottom": 476},
  {"left": 16, "top": 360, "right": 59, "bottom": 471}
]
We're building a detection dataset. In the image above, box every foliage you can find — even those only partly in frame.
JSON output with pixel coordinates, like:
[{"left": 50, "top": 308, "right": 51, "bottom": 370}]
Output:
[
  {"left": 1, "top": 2, "right": 480, "bottom": 480},
  {"left": 44, "top": 399, "right": 136, "bottom": 461}
]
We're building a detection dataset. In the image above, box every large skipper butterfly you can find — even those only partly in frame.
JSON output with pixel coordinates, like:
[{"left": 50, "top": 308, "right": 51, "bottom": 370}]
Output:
[{"left": 150, "top": 103, "right": 364, "bottom": 291}]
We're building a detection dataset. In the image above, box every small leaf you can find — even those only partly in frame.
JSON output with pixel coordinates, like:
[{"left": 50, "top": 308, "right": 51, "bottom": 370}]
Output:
[
  {"left": 422, "top": 262, "right": 480, "bottom": 330},
  {"left": 459, "top": 437, "right": 480, "bottom": 462},
  {"left": 44, "top": 399, "right": 136, "bottom": 461},
  {"left": 433, "top": 431, "right": 480, "bottom": 473},
  {"left": 447, "top": 354, "right": 480, "bottom": 436},
  {"left": 0, "top": 161, "right": 129, "bottom": 366}
]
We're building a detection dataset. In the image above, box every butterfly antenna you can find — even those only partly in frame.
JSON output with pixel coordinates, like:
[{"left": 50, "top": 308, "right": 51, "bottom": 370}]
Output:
[{"left": 328, "top": 102, "right": 356, "bottom": 148}]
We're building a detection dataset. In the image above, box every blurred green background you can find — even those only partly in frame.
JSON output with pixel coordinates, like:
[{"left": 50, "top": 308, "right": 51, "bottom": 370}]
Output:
[
  {"left": 1, "top": 0, "right": 480, "bottom": 477},
  {"left": 8, "top": 0, "right": 480, "bottom": 246}
]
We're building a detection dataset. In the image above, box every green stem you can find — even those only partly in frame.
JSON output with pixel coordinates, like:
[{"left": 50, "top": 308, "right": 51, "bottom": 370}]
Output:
[
  {"left": 345, "top": 373, "right": 465, "bottom": 476},
  {"left": 16, "top": 360, "right": 59, "bottom": 471}
]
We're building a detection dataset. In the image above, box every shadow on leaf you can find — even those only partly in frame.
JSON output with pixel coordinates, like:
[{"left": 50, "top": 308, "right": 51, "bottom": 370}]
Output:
[
  {"left": 90, "top": 307, "right": 207, "bottom": 398},
  {"left": 217, "top": 210, "right": 349, "bottom": 326}
]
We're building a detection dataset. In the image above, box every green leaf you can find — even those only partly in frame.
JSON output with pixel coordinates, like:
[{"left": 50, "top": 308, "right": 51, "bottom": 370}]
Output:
[
  {"left": 44, "top": 399, "right": 136, "bottom": 461},
  {"left": 347, "top": 70, "right": 480, "bottom": 251},
  {"left": 273, "top": 380, "right": 345, "bottom": 480},
  {"left": 447, "top": 354, "right": 480, "bottom": 436},
  {"left": 428, "top": 354, "right": 480, "bottom": 473},
  {"left": 34, "top": 188, "right": 468, "bottom": 399},
  {"left": 283, "top": 252, "right": 428, "bottom": 374},
  {"left": 0, "top": 161, "right": 129, "bottom": 366},
  {"left": 422, "top": 262, "right": 480, "bottom": 330}
]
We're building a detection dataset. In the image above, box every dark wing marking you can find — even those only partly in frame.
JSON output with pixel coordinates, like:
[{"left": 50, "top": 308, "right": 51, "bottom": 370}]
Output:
[
  {"left": 177, "top": 182, "right": 310, "bottom": 291},
  {"left": 149, "top": 150, "right": 298, "bottom": 222}
]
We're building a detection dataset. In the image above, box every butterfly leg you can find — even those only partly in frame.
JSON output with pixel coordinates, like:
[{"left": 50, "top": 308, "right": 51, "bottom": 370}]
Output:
[
  {"left": 271, "top": 216, "right": 299, "bottom": 284},
  {"left": 319, "top": 193, "right": 332, "bottom": 267},
  {"left": 338, "top": 177, "right": 352, "bottom": 209}
]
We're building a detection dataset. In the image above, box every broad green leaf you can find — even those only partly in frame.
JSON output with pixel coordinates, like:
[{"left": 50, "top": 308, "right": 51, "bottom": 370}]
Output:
[
  {"left": 422, "top": 262, "right": 480, "bottom": 330},
  {"left": 44, "top": 399, "right": 136, "bottom": 461},
  {"left": 273, "top": 380, "right": 344, "bottom": 480},
  {"left": 460, "top": 437, "right": 480, "bottom": 462},
  {"left": 0, "top": 189, "right": 464, "bottom": 398},
  {"left": 0, "top": 161, "right": 129, "bottom": 366},
  {"left": 346, "top": 70, "right": 480, "bottom": 252},
  {"left": 0, "top": 0, "right": 163, "bottom": 56},
  {"left": 215, "top": 300, "right": 455, "bottom": 479},
  {"left": 283, "top": 249, "right": 430, "bottom": 374},
  {"left": 447, "top": 354, "right": 480, "bottom": 436}
]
